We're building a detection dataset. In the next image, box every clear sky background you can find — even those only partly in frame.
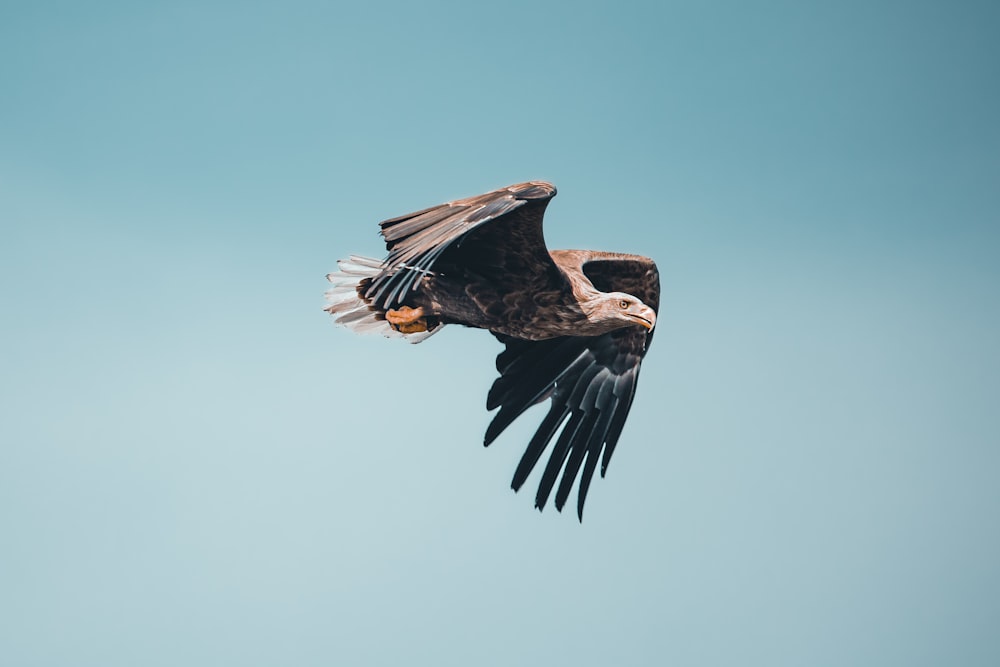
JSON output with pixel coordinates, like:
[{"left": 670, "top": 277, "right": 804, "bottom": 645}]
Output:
[{"left": 2, "top": 1, "right": 998, "bottom": 665}]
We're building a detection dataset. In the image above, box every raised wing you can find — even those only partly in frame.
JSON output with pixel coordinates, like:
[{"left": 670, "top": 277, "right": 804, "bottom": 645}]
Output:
[
  {"left": 365, "top": 181, "right": 559, "bottom": 309},
  {"left": 484, "top": 255, "right": 660, "bottom": 520}
]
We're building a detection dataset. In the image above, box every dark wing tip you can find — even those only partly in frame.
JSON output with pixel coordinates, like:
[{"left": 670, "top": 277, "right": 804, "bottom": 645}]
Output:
[{"left": 487, "top": 328, "right": 651, "bottom": 520}]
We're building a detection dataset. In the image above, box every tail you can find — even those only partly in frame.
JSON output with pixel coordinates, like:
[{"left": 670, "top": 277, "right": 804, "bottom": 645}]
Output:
[{"left": 324, "top": 255, "right": 439, "bottom": 343}]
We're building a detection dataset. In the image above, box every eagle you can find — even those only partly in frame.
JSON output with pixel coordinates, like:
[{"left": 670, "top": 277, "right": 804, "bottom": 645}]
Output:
[{"left": 325, "top": 181, "right": 660, "bottom": 520}]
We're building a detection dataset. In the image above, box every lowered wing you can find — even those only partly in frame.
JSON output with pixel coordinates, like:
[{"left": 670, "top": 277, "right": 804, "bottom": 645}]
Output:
[{"left": 485, "top": 255, "right": 660, "bottom": 520}]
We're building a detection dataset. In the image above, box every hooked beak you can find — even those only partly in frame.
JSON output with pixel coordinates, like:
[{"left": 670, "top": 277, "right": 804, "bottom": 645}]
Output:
[{"left": 626, "top": 305, "right": 657, "bottom": 331}]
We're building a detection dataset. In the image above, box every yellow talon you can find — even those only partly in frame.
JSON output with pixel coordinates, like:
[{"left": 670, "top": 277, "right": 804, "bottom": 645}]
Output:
[{"left": 386, "top": 306, "right": 428, "bottom": 333}]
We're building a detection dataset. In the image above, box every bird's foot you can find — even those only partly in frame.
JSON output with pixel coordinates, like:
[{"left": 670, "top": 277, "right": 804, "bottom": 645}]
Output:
[{"left": 385, "top": 306, "right": 428, "bottom": 333}]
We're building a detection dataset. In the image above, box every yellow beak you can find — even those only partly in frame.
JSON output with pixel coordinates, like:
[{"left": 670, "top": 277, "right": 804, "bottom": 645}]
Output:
[{"left": 627, "top": 305, "right": 656, "bottom": 331}]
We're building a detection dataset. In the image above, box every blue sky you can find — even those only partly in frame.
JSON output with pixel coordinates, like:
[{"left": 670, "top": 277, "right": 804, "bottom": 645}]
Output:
[{"left": 2, "top": 1, "right": 999, "bottom": 665}]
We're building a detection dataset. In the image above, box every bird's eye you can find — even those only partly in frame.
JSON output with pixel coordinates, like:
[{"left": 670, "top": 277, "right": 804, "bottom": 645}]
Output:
[{"left": 619, "top": 299, "right": 629, "bottom": 309}]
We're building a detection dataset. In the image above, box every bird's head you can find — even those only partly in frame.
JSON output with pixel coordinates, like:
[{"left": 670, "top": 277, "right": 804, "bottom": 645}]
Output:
[{"left": 590, "top": 292, "right": 656, "bottom": 332}]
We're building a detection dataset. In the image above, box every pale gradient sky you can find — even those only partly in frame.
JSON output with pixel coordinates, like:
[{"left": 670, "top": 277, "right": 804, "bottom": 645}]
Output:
[{"left": 2, "top": 1, "right": 999, "bottom": 665}]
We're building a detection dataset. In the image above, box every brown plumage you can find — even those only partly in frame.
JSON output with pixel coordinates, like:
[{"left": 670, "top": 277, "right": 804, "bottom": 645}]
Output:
[{"left": 325, "top": 181, "right": 660, "bottom": 520}]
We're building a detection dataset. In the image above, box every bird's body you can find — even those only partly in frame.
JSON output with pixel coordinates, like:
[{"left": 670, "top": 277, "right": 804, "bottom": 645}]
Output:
[{"left": 325, "top": 181, "right": 660, "bottom": 519}]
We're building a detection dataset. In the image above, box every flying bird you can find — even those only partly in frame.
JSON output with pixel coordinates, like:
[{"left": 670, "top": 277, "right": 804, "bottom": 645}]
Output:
[{"left": 324, "top": 181, "right": 660, "bottom": 520}]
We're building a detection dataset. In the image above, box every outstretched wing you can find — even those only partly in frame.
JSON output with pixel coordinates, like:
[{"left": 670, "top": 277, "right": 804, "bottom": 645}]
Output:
[
  {"left": 365, "top": 181, "right": 560, "bottom": 309},
  {"left": 485, "top": 255, "right": 660, "bottom": 520}
]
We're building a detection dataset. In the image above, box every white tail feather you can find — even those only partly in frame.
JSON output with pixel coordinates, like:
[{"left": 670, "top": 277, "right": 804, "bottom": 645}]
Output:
[{"left": 324, "top": 255, "right": 438, "bottom": 344}]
